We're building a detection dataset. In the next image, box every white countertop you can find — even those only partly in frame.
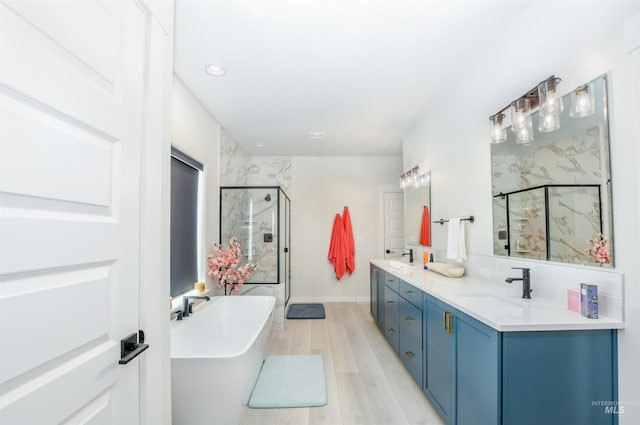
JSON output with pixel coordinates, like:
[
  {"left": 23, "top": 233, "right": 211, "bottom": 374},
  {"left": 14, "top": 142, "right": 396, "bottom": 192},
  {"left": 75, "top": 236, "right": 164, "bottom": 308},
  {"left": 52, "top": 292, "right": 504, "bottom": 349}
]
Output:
[{"left": 371, "top": 259, "right": 625, "bottom": 332}]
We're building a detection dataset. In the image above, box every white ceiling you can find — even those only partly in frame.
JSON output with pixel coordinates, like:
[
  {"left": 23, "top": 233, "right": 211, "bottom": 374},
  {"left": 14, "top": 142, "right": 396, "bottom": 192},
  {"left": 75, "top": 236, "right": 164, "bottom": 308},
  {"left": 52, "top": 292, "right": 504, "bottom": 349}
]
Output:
[{"left": 173, "top": 0, "right": 639, "bottom": 156}]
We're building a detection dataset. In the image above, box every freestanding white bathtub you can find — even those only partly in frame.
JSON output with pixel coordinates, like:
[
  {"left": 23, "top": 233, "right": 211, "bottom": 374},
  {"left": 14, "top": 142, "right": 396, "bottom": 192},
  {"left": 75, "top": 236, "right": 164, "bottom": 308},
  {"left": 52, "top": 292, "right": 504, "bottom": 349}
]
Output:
[{"left": 171, "top": 295, "right": 275, "bottom": 425}]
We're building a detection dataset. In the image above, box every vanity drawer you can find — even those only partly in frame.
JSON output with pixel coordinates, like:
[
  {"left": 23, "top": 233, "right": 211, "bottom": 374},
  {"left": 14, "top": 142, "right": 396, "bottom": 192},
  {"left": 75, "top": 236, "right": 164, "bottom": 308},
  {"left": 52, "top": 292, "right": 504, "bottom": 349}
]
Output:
[
  {"left": 399, "top": 299, "right": 422, "bottom": 343},
  {"left": 384, "top": 272, "right": 400, "bottom": 293},
  {"left": 400, "top": 337, "right": 423, "bottom": 387},
  {"left": 384, "top": 315, "right": 400, "bottom": 354},
  {"left": 384, "top": 286, "right": 401, "bottom": 319},
  {"left": 399, "top": 280, "right": 422, "bottom": 309}
]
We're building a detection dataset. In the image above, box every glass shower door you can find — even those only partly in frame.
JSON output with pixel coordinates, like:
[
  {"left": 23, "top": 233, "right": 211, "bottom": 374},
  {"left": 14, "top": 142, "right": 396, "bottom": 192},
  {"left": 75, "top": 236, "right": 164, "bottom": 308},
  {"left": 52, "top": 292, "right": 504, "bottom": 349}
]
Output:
[{"left": 508, "top": 188, "right": 547, "bottom": 260}]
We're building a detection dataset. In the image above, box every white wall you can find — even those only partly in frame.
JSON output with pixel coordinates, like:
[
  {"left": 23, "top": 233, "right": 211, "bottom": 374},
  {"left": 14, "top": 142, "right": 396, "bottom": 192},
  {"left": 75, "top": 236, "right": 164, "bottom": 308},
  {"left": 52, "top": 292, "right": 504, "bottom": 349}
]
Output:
[
  {"left": 402, "top": 13, "right": 640, "bottom": 423},
  {"left": 171, "top": 76, "right": 221, "bottom": 289},
  {"left": 289, "top": 156, "right": 402, "bottom": 302}
]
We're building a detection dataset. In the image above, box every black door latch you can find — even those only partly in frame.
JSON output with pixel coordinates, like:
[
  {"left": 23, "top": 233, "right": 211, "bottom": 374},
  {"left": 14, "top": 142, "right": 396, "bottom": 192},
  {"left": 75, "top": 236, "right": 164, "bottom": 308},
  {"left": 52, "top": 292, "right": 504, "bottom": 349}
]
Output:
[{"left": 119, "top": 330, "right": 149, "bottom": 365}]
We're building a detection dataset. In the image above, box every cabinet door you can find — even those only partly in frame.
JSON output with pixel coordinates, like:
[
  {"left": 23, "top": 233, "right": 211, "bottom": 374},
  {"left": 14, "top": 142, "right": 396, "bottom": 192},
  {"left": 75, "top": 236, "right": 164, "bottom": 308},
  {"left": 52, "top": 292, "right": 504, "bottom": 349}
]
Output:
[
  {"left": 502, "top": 330, "right": 617, "bottom": 425},
  {"left": 376, "top": 268, "right": 385, "bottom": 331},
  {"left": 424, "top": 296, "right": 455, "bottom": 424},
  {"left": 384, "top": 288, "right": 400, "bottom": 354},
  {"left": 456, "top": 312, "right": 500, "bottom": 425},
  {"left": 370, "top": 265, "right": 378, "bottom": 321},
  {"left": 399, "top": 299, "right": 422, "bottom": 387}
]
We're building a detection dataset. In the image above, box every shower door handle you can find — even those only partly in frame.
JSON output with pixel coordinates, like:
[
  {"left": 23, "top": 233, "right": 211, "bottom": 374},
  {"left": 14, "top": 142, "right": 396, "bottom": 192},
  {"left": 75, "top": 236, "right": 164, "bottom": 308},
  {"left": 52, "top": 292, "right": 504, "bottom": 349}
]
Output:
[{"left": 284, "top": 247, "right": 289, "bottom": 253}]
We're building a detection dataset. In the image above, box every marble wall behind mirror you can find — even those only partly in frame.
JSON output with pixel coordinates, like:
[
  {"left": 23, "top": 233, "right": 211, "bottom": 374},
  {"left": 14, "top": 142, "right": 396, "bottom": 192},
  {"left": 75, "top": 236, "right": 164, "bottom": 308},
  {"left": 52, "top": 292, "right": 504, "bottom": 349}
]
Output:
[{"left": 490, "top": 74, "right": 613, "bottom": 267}]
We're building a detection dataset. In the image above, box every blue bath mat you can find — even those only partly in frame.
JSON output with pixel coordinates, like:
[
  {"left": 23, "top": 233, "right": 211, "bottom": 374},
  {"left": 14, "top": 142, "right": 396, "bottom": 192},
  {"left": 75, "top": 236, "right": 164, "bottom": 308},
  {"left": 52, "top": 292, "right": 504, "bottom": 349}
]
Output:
[
  {"left": 286, "top": 303, "right": 325, "bottom": 319},
  {"left": 248, "top": 355, "right": 327, "bottom": 408}
]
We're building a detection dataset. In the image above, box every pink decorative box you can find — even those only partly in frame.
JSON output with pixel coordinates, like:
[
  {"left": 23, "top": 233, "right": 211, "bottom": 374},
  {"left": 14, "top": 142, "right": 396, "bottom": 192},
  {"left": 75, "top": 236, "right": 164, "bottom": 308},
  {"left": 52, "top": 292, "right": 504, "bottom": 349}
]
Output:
[{"left": 567, "top": 289, "right": 580, "bottom": 313}]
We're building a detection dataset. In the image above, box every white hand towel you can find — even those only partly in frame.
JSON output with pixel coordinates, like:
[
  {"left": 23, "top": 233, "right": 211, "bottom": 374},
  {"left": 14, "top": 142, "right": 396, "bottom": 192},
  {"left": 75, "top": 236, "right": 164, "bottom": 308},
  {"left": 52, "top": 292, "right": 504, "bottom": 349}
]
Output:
[{"left": 446, "top": 218, "right": 467, "bottom": 262}]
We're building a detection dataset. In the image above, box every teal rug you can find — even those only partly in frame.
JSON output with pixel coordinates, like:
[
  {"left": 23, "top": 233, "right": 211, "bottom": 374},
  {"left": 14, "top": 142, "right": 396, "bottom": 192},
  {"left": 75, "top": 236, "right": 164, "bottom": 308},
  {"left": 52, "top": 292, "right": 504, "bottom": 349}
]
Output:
[{"left": 248, "top": 355, "right": 328, "bottom": 408}]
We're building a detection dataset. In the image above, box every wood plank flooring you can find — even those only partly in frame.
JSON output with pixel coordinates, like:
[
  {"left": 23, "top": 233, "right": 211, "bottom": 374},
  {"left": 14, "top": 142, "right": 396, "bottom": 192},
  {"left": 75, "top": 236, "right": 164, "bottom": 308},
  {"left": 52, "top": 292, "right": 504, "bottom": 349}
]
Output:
[{"left": 240, "top": 302, "right": 445, "bottom": 425}]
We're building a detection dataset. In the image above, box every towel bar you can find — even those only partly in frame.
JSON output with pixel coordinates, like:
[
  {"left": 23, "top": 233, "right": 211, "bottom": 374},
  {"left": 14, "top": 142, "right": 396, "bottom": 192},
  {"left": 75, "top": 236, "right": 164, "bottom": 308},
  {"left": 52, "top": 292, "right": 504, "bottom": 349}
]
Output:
[{"left": 433, "top": 216, "right": 475, "bottom": 225}]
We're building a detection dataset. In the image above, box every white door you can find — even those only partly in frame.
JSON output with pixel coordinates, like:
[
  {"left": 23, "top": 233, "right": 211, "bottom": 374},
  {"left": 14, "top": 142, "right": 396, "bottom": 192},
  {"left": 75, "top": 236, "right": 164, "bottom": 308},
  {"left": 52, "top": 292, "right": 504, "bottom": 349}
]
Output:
[
  {"left": 384, "top": 192, "right": 405, "bottom": 260},
  {"left": 0, "top": 2, "right": 146, "bottom": 424}
]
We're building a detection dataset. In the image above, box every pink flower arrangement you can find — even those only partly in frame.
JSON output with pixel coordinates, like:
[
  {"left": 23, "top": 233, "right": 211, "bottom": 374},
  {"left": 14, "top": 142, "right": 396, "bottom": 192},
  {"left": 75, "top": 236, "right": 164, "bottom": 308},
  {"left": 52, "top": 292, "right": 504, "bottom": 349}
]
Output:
[
  {"left": 207, "top": 237, "right": 259, "bottom": 294},
  {"left": 585, "top": 233, "right": 611, "bottom": 266}
]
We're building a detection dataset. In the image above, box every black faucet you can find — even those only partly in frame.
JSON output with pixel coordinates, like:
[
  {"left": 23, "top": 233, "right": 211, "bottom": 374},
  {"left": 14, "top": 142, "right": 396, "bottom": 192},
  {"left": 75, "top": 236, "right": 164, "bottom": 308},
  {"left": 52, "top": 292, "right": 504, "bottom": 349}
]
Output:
[
  {"left": 402, "top": 248, "right": 414, "bottom": 264},
  {"left": 181, "top": 295, "right": 210, "bottom": 318},
  {"left": 505, "top": 267, "right": 532, "bottom": 299}
]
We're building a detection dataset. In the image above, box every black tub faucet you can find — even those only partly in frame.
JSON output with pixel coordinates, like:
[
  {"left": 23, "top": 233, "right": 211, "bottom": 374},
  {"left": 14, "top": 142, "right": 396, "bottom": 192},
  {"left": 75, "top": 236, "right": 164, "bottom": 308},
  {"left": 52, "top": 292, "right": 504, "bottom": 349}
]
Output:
[
  {"left": 402, "top": 248, "right": 414, "bottom": 264},
  {"left": 505, "top": 267, "right": 532, "bottom": 299},
  {"left": 182, "top": 295, "right": 210, "bottom": 318}
]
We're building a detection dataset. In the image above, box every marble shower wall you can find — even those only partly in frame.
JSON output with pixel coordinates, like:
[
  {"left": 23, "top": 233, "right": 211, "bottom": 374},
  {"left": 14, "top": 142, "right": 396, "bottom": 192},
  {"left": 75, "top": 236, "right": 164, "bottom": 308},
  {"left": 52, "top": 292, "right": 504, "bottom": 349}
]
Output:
[{"left": 218, "top": 131, "right": 292, "bottom": 330}]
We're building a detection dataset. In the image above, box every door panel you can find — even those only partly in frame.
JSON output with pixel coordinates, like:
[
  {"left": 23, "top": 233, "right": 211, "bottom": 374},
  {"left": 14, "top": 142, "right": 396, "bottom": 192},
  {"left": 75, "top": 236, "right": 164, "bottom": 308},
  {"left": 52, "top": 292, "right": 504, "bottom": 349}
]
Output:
[
  {"left": 384, "top": 192, "right": 404, "bottom": 259},
  {"left": 0, "top": 1, "right": 145, "bottom": 423}
]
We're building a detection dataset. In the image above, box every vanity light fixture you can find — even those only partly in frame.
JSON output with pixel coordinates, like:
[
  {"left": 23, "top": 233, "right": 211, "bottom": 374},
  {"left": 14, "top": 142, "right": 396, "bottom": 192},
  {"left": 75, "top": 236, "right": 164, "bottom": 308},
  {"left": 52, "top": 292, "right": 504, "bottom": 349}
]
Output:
[
  {"left": 400, "top": 166, "right": 429, "bottom": 189},
  {"left": 488, "top": 75, "right": 575, "bottom": 145},
  {"left": 489, "top": 113, "right": 507, "bottom": 144},
  {"left": 570, "top": 83, "right": 595, "bottom": 118},
  {"left": 538, "top": 77, "right": 563, "bottom": 132}
]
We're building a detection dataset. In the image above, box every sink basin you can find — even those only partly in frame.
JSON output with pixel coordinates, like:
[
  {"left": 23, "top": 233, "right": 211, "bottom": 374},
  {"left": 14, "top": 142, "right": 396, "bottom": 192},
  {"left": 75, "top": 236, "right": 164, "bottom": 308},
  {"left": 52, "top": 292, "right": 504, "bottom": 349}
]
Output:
[
  {"left": 389, "top": 260, "right": 421, "bottom": 271},
  {"left": 454, "top": 293, "right": 527, "bottom": 316}
]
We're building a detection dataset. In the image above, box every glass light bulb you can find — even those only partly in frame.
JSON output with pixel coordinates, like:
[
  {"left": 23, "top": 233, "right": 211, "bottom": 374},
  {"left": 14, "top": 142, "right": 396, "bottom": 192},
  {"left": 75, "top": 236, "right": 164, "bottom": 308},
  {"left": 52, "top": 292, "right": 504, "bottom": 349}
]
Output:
[
  {"left": 570, "top": 83, "right": 595, "bottom": 118},
  {"left": 511, "top": 98, "right": 531, "bottom": 135},
  {"left": 516, "top": 126, "right": 533, "bottom": 145},
  {"left": 489, "top": 113, "right": 507, "bottom": 144},
  {"left": 539, "top": 108, "right": 561, "bottom": 132}
]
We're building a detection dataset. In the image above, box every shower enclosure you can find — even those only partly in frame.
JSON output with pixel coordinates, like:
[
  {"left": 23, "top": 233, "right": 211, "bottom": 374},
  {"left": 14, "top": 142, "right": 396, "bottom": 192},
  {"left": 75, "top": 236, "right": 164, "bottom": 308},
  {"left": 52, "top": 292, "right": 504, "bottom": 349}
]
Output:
[
  {"left": 493, "top": 184, "right": 602, "bottom": 263},
  {"left": 219, "top": 186, "right": 291, "bottom": 303}
]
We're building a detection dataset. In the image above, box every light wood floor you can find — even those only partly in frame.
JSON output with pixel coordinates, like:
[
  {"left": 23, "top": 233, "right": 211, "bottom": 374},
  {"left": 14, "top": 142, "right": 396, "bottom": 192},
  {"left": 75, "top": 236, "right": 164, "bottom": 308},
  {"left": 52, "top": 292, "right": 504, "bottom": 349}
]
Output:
[{"left": 240, "top": 302, "right": 445, "bottom": 425}]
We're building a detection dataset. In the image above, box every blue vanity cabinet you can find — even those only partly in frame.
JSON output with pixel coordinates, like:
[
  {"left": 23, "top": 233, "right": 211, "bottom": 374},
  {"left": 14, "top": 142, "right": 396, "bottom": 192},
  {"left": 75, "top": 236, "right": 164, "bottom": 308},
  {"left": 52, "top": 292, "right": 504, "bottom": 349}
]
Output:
[
  {"left": 370, "top": 264, "right": 385, "bottom": 331},
  {"left": 455, "top": 309, "right": 500, "bottom": 425},
  {"left": 371, "top": 266, "right": 424, "bottom": 388},
  {"left": 424, "top": 294, "right": 500, "bottom": 425},
  {"left": 501, "top": 330, "right": 617, "bottom": 425},
  {"left": 424, "top": 295, "right": 456, "bottom": 424},
  {"left": 372, "top": 265, "right": 618, "bottom": 425}
]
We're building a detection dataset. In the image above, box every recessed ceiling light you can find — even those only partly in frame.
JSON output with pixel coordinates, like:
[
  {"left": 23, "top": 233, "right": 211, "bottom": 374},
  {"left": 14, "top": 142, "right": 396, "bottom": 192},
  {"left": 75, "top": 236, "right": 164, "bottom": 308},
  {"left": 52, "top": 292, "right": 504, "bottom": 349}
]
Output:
[
  {"left": 204, "top": 65, "right": 226, "bottom": 76},
  {"left": 308, "top": 131, "right": 326, "bottom": 140},
  {"left": 256, "top": 143, "right": 265, "bottom": 148}
]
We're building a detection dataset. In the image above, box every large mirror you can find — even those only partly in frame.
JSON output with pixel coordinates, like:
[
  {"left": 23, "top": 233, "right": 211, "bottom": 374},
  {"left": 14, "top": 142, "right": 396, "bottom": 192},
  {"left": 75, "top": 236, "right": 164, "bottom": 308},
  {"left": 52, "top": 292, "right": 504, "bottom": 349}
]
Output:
[
  {"left": 404, "top": 176, "right": 431, "bottom": 248},
  {"left": 490, "top": 74, "right": 613, "bottom": 267}
]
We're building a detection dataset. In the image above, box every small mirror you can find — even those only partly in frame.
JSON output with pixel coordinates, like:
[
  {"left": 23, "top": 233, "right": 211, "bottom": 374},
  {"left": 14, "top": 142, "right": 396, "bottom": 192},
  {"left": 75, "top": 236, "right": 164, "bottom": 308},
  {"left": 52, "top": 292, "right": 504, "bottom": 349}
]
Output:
[
  {"left": 490, "top": 74, "right": 613, "bottom": 267},
  {"left": 404, "top": 174, "right": 431, "bottom": 248}
]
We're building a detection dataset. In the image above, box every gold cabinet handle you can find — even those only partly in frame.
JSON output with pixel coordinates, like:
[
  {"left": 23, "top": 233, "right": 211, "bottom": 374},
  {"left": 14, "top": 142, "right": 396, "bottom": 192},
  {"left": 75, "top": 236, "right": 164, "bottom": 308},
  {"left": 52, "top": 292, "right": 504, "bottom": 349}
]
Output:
[
  {"left": 387, "top": 279, "right": 395, "bottom": 283},
  {"left": 404, "top": 290, "right": 414, "bottom": 295},
  {"left": 387, "top": 328, "right": 395, "bottom": 334},
  {"left": 386, "top": 300, "right": 395, "bottom": 304},
  {"left": 404, "top": 351, "right": 414, "bottom": 359},
  {"left": 403, "top": 316, "right": 414, "bottom": 323},
  {"left": 444, "top": 311, "right": 455, "bottom": 333}
]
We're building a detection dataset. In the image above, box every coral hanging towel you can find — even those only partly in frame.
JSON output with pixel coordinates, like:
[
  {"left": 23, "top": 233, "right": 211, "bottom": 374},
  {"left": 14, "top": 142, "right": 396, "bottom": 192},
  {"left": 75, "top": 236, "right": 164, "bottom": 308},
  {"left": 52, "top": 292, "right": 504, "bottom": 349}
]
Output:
[
  {"left": 419, "top": 206, "right": 431, "bottom": 246},
  {"left": 342, "top": 206, "right": 355, "bottom": 274},
  {"left": 328, "top": 214, "right": 347, "bottom": 280}
]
